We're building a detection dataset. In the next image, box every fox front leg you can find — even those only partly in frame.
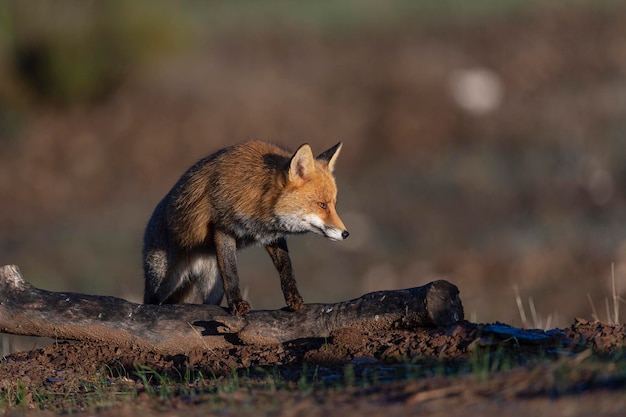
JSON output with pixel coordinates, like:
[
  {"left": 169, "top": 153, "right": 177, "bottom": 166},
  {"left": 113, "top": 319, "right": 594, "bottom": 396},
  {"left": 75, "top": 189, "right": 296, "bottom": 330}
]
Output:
[
  {"left": 214, "top": 229, "right": 251, "bottom": 315},
  {"left": 266, "top": 238, "right": 303, "bottom": 311}
]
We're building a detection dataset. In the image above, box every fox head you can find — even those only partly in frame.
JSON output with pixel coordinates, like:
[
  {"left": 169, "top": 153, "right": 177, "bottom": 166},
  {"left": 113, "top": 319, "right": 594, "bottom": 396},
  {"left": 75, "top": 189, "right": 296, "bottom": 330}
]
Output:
[{"left": 275, "top": 142, "right": 349, "bottom": 241}]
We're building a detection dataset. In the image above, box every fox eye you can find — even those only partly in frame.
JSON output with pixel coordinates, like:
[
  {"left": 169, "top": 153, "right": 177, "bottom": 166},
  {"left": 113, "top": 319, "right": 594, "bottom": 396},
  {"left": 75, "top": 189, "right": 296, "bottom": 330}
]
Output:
[{"left": 318, "top": 202, "right": 328, "bottom": 210}]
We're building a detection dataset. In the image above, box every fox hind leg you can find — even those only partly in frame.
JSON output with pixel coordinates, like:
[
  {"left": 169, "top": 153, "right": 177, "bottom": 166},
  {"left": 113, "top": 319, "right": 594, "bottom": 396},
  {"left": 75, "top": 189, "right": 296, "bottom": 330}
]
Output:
[
  {"left": 143, "top": 247, "right": 171, "bottom": 304},
  {"left": 167, "top": 253, "right": 224, "bottom": 304},
  {"left": 145, "top": 250, "right": 224, "bottom": 305},
  {"left": 189, "top": 254, "right": 224, "bottom": 305}
]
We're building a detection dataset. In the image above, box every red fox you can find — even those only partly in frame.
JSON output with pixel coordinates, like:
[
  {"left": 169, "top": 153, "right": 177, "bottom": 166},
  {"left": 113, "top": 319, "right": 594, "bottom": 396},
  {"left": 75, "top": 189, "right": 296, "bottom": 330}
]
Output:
[{"left": 143, "top": 141, "right": 349, "bottom": 314}]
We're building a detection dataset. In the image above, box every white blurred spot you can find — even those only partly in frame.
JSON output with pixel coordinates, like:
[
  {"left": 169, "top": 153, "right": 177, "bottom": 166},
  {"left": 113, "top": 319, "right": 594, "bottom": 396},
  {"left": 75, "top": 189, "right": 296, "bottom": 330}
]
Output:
[{"left": 449, "top": 68, "right": 504, "bottom": 115}]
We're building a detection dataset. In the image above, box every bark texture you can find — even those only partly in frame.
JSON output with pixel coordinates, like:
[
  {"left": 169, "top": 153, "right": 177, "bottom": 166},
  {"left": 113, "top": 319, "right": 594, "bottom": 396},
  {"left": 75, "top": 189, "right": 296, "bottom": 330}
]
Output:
[{"left": 0, "top": 264, "right": 464, "bottom": 354}]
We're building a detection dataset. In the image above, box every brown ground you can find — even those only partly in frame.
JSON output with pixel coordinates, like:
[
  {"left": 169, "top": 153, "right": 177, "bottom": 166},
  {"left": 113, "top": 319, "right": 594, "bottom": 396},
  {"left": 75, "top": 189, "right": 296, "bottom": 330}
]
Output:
[{"left": 1, "top": 319, "right": 625, "bottom": 415}]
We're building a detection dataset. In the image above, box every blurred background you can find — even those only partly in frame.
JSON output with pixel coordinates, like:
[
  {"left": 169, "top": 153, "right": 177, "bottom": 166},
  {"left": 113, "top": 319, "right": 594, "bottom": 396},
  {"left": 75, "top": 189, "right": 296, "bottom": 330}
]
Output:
[{"left": 1, "top": 0, "right": 626, "bottom": 351}]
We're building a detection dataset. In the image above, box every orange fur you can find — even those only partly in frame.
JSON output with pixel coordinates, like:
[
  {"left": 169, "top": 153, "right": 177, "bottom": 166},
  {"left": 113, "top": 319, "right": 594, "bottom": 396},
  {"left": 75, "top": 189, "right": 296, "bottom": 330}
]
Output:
[{"left": 143, "top": 140, "right": 348, "bottom": 313}]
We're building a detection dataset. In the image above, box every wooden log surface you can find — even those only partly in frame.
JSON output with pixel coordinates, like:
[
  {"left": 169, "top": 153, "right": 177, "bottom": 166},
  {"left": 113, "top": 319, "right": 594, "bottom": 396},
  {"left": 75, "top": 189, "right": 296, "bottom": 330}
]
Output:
[{"left": 0, "top": 265, "right": 464, "bottom": 354}]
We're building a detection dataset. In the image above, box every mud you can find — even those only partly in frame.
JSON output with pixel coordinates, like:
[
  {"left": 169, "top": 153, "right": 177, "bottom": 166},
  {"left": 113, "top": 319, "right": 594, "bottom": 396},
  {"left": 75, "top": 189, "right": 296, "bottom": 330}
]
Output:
[{"left": 1, "top": 320, "right": 625, "bottom": 415}]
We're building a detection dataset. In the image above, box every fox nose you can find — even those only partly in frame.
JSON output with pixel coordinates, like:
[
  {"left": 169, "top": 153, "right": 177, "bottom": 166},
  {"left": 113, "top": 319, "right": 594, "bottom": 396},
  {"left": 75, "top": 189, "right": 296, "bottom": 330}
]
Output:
[{"left": 341, "top": 230, "right": 350, "bottom": 239}]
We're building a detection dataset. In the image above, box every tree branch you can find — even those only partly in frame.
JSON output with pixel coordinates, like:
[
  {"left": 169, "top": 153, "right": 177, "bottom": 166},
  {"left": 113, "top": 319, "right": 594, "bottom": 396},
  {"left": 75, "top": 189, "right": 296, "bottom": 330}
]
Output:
[{"left": 0, "top": 265, "right": 464, "bottom": 354}]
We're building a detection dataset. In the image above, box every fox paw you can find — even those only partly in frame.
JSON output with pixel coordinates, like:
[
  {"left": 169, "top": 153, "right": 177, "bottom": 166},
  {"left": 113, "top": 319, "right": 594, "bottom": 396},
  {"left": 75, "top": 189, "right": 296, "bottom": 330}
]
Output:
[
  {"left": 231, "top": 299, "right": 251, "bottom": 315},
  {"left": 286, "top": 294, "right": 304, "bottom": 311}
]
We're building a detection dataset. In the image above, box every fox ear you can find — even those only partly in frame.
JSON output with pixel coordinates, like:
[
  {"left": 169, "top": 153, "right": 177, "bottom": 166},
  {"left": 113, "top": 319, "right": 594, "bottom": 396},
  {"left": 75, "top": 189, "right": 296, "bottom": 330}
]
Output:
[
  {"left": 289, "top": 143, "right": 316, "bottom": 184},
  {"left": 316, "top": 142, "right": 342, "bottom": 173}
]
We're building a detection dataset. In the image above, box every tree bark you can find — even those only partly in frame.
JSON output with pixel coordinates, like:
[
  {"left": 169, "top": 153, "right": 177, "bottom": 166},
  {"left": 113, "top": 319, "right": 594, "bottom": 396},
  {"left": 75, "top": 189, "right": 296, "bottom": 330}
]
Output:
[{"left": 0, "top": 264, "right": 464, "bottom": 354}]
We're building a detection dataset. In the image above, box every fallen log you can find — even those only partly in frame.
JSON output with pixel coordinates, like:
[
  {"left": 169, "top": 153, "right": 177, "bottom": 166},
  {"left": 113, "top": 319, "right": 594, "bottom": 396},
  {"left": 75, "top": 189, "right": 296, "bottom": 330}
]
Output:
[{"left": 0, "top": 264, "right": 464, "bottom": 354}]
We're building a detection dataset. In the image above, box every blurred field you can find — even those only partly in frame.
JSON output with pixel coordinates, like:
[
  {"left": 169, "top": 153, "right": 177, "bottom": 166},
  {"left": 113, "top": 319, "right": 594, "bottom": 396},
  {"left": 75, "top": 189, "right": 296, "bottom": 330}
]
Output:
[{"left": 1, "top": 0, "right": 626, "bottom": 347}]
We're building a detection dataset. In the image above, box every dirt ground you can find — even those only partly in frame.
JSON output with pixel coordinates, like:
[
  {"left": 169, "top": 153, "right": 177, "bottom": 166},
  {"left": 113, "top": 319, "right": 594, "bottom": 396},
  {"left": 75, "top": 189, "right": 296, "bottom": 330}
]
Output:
[{"left": 1, "top": 319, "right": 625, "bottom": 416}]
